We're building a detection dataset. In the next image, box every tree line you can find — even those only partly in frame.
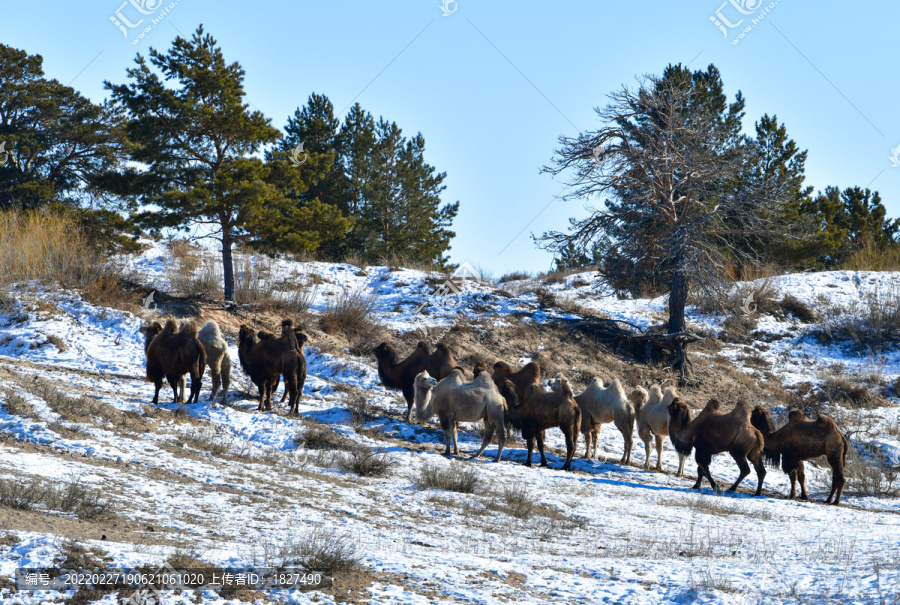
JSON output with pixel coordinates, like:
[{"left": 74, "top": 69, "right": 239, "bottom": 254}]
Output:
[
  {"left": 0, "top": 27, "right": 458, "bottom": 300},
  {"left": 540, "top": 64, "right": 897, "bottom": 333}
]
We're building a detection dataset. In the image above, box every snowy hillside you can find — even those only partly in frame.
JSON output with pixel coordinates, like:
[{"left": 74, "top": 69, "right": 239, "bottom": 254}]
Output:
[{"left": 0, "top": 242, "right": 898, "bottom": 604}]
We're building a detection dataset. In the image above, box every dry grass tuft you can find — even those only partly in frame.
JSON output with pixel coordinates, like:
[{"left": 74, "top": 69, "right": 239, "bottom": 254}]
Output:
[
  {"left": 336, "top": 448, "right": 396, "bottom": 478},
  {"left": 417, "top": 462, "right": 481, "bottom": 494},
  {"left": 319, "top": 288, "right": 379, "bottom": 338},
  {"left": 813, "top": 287, "right": 900, "bottom": 353}
]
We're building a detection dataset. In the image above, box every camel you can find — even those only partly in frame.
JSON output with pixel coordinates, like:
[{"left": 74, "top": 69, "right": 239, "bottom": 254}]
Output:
[
  {"left": 491, "top": 360, "right": 540, "bottom": 401},
  {"left": 504, "top": 375, "right": 580, "bottom": 471},
  {"left": 237, "top": 319, "right": 304, "bottom": 413},
  {"left": 198, "top": 320, "right": 231, "bottom": 403},
  {"left": 563, "top": 377, "right": 639, "bottom": 463},
  {"left": 414, "top": 369, "right": 507, "bottom": 462},
  {"left": 668, "top": 398, "right": 766, "bottom": 496},
  {"left": 372, "top": 341, "right": 457, "bottom": 422},
  {"left": 636, "top": 384, "right": 686, "bottom": 475},
  {"left": 750, "top": 407, "right": 850, "bottom": 505},
  {"left": 142, "top": 319, "right": 206, "bottom": 405}
]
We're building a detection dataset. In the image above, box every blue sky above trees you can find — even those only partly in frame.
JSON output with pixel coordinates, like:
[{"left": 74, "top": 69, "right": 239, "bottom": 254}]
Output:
[{"left": 4, "top": 0, "right": 898, "bottom": 274}]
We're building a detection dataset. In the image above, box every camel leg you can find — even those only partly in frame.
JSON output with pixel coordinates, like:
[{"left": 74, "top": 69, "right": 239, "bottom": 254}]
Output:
[
  {"left": 826, "top": 451, "right": 845, "bottom": 505},
  {"left": 151, "top": 378, "right": 163, "bottom": 405},
  {"left": 582, "top": 429, "right": 592, "bottom": 460},
  {"left": 615, "top": 417, "right": 632, "bottom": 464},
  {"left": 536, "top": 431, "right": 548, "bottom": 467},
  {"left": 472, "top": 424, "right": 494, "bottom": 460},
  {"left": 494, "top": 421, "right": 505, "bottom": 463},
  {"left": 694, "top": 450, "right": 717, "bottom": 492},
  {"left": 642, "top": 436, "right": 652, "bottom": 470},
  {"left": 284, "top": 371, "right": 298, "bottom": 416},
  {"left": 439, "top": 416, "right": 453, "bottom": 456},
  {"left": 256, "top": 383, "right": 266, "bottom": 412},
  {"left": 677, "top": 452, "right": 686, "bottom": 478},
  {"left": 727, "top": 450, "right": 751, "bottom": 493},
  {"left": 167, "top": 376, "right": 180, "bottom": 403},
  {"left": 524, "top": 435, "right": 535, "bottom": 467},
  {"left": 562, "top": 425, "right": 576, "bottom": 471},
  {"left": 797, "top": 462, "right": 808, "bottom": 500},
  {"left": 750, "top": 452, "right": 766, "bottom": 497},
  {"left": 209, "top": 369, "right": 220, "bottom": 401},
  {"left": 402, "top": 384, "right": 415, "bottom": 423},
  {"left": 594, "top": 425, "right": 604, "bottom": 462},
  {"left": 655, "top": 435, "right": 664, "bottom": 472}
]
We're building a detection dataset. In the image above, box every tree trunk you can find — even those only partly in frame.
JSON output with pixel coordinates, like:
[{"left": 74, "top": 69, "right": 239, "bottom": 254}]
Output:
[
  {"left": 668, "top": 267, "right": 688, "bottom": 334},
  {"left": 222, "top": 232, "right": 235, "bottom": 302}
]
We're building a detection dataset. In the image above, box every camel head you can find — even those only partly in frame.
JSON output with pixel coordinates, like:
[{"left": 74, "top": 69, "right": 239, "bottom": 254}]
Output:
[
  {"left": 499, "top": 379, "right": 519, "bottom": 409},
  {"left": 492, "top": 361, "right": 512, "bottom": 379},
  {"left": 139, "top": 321, "right": 163, "bottom": 352},
  {"left": 472, "top": 359, "right": 488, "bottom": 378},
  {"left": 628, "top": 386, "right": 649, "bottom": 409},
  {"left": 372, "top": 342, "right": 397, "bottom": 363},
  {"left": 414, "top": 371, "right": 437, "bottom": 421},
  {"left": 667, "top": 397, "right": 692, "bottom": 429},
  {"left": 549, "top": 375, "right": 574, "bottom": 398},
  {"left": 750, "top": 405, "right": 775, "bottom": 437}
]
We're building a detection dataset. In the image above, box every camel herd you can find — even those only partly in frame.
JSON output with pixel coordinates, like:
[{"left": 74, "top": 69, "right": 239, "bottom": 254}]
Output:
[{"left": 138, "top": 321, "right": 850, "bottom": 506}]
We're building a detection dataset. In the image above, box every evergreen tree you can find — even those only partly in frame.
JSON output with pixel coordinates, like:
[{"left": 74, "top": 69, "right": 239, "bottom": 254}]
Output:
[{"left": 104, "top": 26, "right": 333, "bottom": 301}]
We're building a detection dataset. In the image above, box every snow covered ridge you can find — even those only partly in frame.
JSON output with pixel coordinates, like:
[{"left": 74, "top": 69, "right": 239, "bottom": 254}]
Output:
[{"left": 0, "top": 244, "right": 897, "bottom": 603}]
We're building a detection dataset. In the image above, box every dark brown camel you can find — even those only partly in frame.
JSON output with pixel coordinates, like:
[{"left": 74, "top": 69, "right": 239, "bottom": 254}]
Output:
[
  {"left": 372, "top": 341, "right": 457, "bottom": 422},
  {"left": 750, "top": 407, "right": 849, "bottom": 505},
  {"left": 491, "top": 360, "right": 541, "bottom": 401},
  {"left": 238, "top": 319, "right": 305, "bottom": 413},
  {"left": 668, "top": 398, "right": 766, "bottom": 496},
  {"left": 503, "top": 376, "right": 580, "bottom": 471},
  {"left": 143, "top": 319, "right": 206, "bottom": 405}
]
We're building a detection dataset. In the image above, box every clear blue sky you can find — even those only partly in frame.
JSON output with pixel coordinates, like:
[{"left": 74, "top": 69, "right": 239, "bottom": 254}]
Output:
[{"left": 3, "top": 1, "right": 898, "bottom": 275}]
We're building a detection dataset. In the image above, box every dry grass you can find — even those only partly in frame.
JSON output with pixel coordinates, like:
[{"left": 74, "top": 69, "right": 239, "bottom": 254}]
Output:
[
  {"left": 167, "top": 240, "right": 222, "bottom": 297},
  {"left": 501, "top": 483, "right": 537, "bottom": 519},
  {"left": 813, "top": 287, "right": 900, "bottom": 353},
  {"left": 416, "top": 462, "right": 481, "bottom": 494},
  {"left": 0, "top": 211, "right": 135, "bottom": 309},
  {"left": 840, "top": 239, "right": 900, "bottom": 272},
  {"left": 0, "top": 475, "right": 112, "bottom": 519},
  {"left": 281, "top": 528, "right": 362, "bottom": 573},
  {"left": 843, "top": 447, "right": 900, "bottom": 498},
  {"left": 779, "top": 293, "right": 816, "bottom": 323},
  {"left": 319, "top": 288, "right": 379, "bottom": 338},
  {"left": 499, "top": 271, "right": 531, "bottom": 283},
  {"left": 295, "top": 422, "right": 357, "bottom": 451},
  {"left": 233, "top": 255, "right": 317, "bottom": 315},
  {"left": 336, "top": 448, "right": 396, "bottom": 478}
]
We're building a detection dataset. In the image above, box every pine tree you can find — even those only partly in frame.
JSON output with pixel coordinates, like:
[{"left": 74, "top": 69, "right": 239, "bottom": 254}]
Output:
[{"left": 104, "top": 26, "right": 329, "bottom": 301}]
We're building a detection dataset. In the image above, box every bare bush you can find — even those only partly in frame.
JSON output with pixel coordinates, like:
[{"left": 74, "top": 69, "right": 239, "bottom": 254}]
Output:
[
  {"left": 779, "top": 293, "right": 816, "bottom": 323},
  {"left": 176, "top": 428, "right": 230, "bottom": 455},
  {"left": 337, "top": 448, "right": 396, "bottom": 478},
  {"left": 499, "top": 271, "right": 530, "bottom": 283},
  {"left": 295, "top": 423, "right": 356, "bottom": 451},
  {"left": 233, "top": 255, "right": 317, "bottom": 314},
  {"left": 283, "top": 528, "right": 361, "bottom": 573},
  {"left": 0, "top": 478, "right": 44, "bottom": 510},
  {"left": 844, "top": 447, "right": 900, "bottom": 498},
  {"left": 319, "top": 288, "right": 378, "bottom": 338},
  {"left": 502, "top": 483, "right": 536, "bottom": 519},
  {"left": 816, "top": 364, "right": 886, "bottom": 410},
  {"left": 814, "top": 287, "right": 900, "bottom": 353},
  {"left": 417, "top": 462, "right": 480, "bottom": 494}
]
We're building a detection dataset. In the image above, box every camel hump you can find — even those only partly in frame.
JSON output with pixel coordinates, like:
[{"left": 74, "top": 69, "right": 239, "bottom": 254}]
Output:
[
  {"left": 163, "top": 318, "right": 178, "bottom": 333},
  {"left": 199, "top": 320, "right": 220, "bottom": 338},
  {"left": 628, "top": 386, "right": 649, "bottom": 408},
  {"left": 415, "top": 341, "right": 433, "bottom": 354},
  {"left": 787, "top": 409, "right": 807, "bottom": 423},
  {"left": 435, "top": 342, "right": 452, "bottom": 356},
  {"left": 704, "top": 399, "right": 721, "bottom": 412},
  {"left": 816, "top": 414, "right": 839, "bottom": 430}
]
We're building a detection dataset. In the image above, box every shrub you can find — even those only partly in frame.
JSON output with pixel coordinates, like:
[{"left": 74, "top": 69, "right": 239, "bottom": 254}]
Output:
[
  {"left": 843, "top": 446, "right": 899, "bottom": 498},
  {"left": 284, "top": 528, "right": 361, "bottom": 573},
  {"left": 337, "top": 448, "right": 395, "bottom": 478},
  {"left": 779, "top": 293, "right": 816, "bottom": 323},
  {"left": 814, "top": 290, "right": 900, "bottom": 353},
  {"left": 502, "top": 483, "right": 536, "bottom": 519},
  {"left": 417, "top": 462, "right": 480, "bottom": 494},
  {"left": 295, "top": 423, "right": 356, "bottom": 451},
  {"left": 319, "top": 288, "right": 378, "bottom": 338},
  {"left": 499, "top": 271, "right": 530, "bottom": 283},
  {"left": 233, "top": 255, "right": 316, "bottom": 314},
  {"left": 0, "top": 478, "right": 44, "bottom": 510}
]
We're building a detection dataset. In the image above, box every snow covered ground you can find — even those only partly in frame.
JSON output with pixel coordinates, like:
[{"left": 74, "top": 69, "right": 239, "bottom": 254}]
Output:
[{"left": 0, "top": 242, "right": 898, "bottom": 603}]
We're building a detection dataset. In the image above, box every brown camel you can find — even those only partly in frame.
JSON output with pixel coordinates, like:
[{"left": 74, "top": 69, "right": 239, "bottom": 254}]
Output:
[
  {"left": 143, "top": 319, "right": 206, "bottom": 405},
  {"left": 238, "top": 319, "right": 304, "bottom": 413},
  {"left": 503, "top": 376, "right": 580, "bottom": 471},
  {"left": 372, "top": 341, "right": 456, "bottom": 422},
  {"left": 668, "top": 398, "right": 766, "bottom": 496},
  {"left": 750, "top": 407, "right": 849, "bottom": 505},
  {"left": 491, "top": 360, "right": 540, "bottom": 401}
]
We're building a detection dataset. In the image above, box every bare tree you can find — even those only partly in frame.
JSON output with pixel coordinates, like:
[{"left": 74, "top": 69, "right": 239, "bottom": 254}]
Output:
[{"left": 540, "top": 64, "right": 793, "bottom": 336}]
